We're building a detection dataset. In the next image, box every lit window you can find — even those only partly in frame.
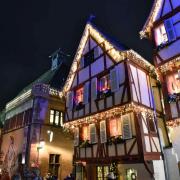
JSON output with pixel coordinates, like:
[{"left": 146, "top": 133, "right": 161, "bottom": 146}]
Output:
[
  {"left": 50, "top": 110, "right": 54, "bottom": 124},
  {"left": 49, "top": 109, "right": 63, "bottom": 126},
  {"left": 166, "top": 72, "right": 180, "bottom": 94},
  {"left": 109, "top": 118, "right": 121, "bottom": 137},
  {"left": 154, "top": 23, "right": 168, "bottom": 46},
  {"left": 75, "top": 87, "right": 84, "bottom": 105},
  {"left": 99, "top": 74, "right": 111, "bottom": 92},
  {"left": 82, "top": 126, "right": 89, "bottom": 141}
]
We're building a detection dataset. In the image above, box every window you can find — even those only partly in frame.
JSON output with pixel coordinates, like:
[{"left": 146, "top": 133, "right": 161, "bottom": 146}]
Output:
[
  {"left": 75, "top": 87, "right": 84, "bottom": 105},
  {"left": 166, "top": 72, "right": 180, "bottom": 94},
  {"left": 49, "top": 109, "right": 63, "bottom": 126},
  {"left": 84, "top": 50, "right": 94, "bottom": 67},
  {"left": 147, "top": 115, "right": 156, "bottom": 132},
  {"left": 154, "top": 23, "right": 168, "bottom": 46},
  {"left": 49, "top": 154, "right": 60, "bottom": 177},
  {"left": 82, "top": 126, "right": 89, "bottom": 141},
  {"left": 97, "top": 166, "right": 109, "bottom": 180},
  {"left": 99, "top": 74, "right": 111, "bottom": 97},
  {"left": 109, "top": 118, "right": 122, "bottom": 137}
]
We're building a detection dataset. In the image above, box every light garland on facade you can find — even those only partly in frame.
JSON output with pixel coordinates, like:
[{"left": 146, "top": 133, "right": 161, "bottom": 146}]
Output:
[
  {"left": 166, "top": 118, "right": 180, "bottom": 127},
  {"left": 140, "top": 0, "right": 163, "bottom": 39},
  {"left": 62, "top": 23, "right": 158, "bottom": 96},
  {"left": 158, "top": 57, "right": 180, "bottom": 73},
  {"left": 6, "top": 89, "right": 32, "bottom": 111},
  {"left": 64, "top": 102, "right": 154, "bottom": 130}
]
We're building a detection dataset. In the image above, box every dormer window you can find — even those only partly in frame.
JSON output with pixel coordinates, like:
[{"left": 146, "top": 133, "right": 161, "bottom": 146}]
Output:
[
  {"left": 75, "top": 87, "right": 84, "bottom": 105},
  {"left": 154, "top": 24, "right": 168, "bottom": 46}
]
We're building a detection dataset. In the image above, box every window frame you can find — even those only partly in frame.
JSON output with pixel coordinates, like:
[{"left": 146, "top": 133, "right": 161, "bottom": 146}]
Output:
[
  {"left": 49, "top": 154, "right": 60, "bottom": 177},
  {"left": 49, "top": 109, "right": 64, "bottom": 127}
]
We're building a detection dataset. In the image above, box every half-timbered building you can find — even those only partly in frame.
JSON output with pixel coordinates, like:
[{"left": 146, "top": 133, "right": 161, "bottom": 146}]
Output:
[
  {"left": 140, "top": 0, "right": 180, "bottom": 179},
  {"left": 0, "top": 52, "right": 73, "bottom": 179},
  {"left": 64, "top": 21, "right": 170, "bottom": 180}
]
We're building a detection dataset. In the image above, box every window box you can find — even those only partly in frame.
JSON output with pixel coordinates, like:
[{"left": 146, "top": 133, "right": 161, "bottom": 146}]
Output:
[
  {"left": 75, "top": 102, "right": 85, "bottom": 110},
  {"left": 79, "top": 140, "right": 92, "bottom": 148},
  {"left": 107, "top": 135, "right": 125, "bottom": 145},
  {"left": 98, "top": 89, "right": 112, "bottom": 99}
]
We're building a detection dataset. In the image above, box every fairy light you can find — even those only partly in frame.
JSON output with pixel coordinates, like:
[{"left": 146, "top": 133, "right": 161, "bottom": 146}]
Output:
[
  {"left": 140, "top": 0, "right": 163, "bottom": 39},
  {"left": 166, "top": 118, "right": 180, "bottom": 127},
  {"left": 64, "top": 102, "right": 155, "bottom": 130},
  {"left": 158, "top": 57, "right": 180, "bottom": 73},
  {"left": 63, "top": 23, "right": 158, "bottom": 96}
]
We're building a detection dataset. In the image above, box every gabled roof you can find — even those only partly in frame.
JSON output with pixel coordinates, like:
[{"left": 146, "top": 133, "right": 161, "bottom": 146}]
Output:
[
  {"left": 6, "top": 59, "right": 70, "bottom": 111},
  {"left": 140, "top": 0, "right": 163, "bottom": 39},
  {"left": 18, "top": 60, "right": 70, "bottom": 96},
  {"left": 63, "top": 21, "right": 155, "bottom": 93}
]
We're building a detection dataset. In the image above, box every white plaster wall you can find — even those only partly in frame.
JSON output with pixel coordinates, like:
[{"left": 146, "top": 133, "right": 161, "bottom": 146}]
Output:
[
  {"left": 153, "top": 160, "right": 166, "bottom": 180},
  {"left": 170, "top": 125, "right": 180, "bottom": 160},
  {"left": 91, "top": 56, "right": 104, "bottom": 76},
  {"left": 158, "top": 40, "right": 180, "bottom": 60},
  {"left": 164, "top": 148, "right": 180, "bottom": 180},
  {"left": 78, "top": 66, "right": 89, "bottom": 84}
]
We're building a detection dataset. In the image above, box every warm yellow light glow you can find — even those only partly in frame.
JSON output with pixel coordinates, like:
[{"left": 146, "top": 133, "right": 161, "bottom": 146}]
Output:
[{"left": 64, "top": 102, "right": 154, "bottom": 129}]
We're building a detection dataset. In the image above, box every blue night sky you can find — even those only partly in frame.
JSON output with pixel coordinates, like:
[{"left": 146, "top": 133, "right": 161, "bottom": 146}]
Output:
[{"left": 0, "top": 0, "right": 153, "bottom": 109}]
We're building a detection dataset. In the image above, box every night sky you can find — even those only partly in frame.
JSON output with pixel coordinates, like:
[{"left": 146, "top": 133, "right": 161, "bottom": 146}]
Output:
[{"left": 0, "top": 0, "right": 153, "bottom": 110}]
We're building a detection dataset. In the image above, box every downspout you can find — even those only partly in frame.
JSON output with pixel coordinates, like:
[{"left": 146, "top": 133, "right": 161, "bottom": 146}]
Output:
[{"left": 151, "top": 80, "right": 169, "bottom": 180}]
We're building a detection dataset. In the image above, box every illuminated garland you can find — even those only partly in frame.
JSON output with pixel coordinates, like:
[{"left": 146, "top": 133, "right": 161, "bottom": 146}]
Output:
[
  {"left": 62, "top": 23, "right": 158, "bottom": 95},
  {"left": 64, "top": 102, "right": 154, "bottom": 129},
  {"left": 158, "top": 57, "right": 180, "bottom": 73},
  {"left": 140, "top": 0, "right": 163, "bottom": 39},
  {"left": 166, "top": 118, "right": 180, "bottom": 127}
]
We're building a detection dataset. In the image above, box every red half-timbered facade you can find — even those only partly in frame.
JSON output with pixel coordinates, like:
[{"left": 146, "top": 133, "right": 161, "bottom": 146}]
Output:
[
  {"left": 141, "top": 0, "right": 180, "bottom": 179},
  {"left": 64, "top": 22, "right": 168, "bottom": 180}
]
